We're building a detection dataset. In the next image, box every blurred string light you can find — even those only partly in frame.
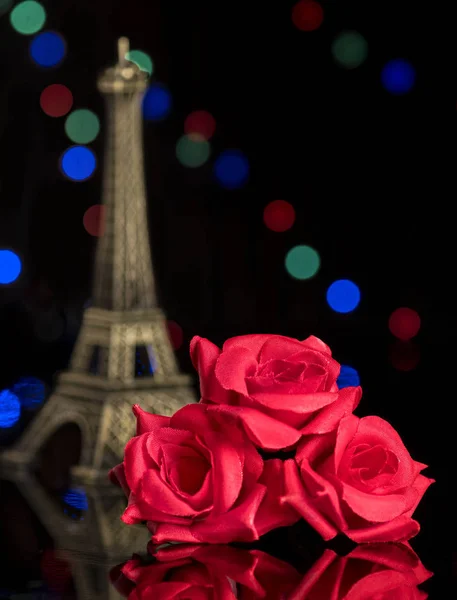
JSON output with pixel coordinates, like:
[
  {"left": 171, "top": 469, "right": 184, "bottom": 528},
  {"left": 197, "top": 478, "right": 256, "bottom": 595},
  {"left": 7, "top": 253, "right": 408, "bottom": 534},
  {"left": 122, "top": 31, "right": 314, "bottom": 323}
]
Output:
[
  {"left": 285, "top": 245, "right": 320, "bottom": 280},
  {"left": 65, "top": 109, "right": 100, "bottom": 144},
  {"left": 60, "top": 146, "right": 96, "bottom": 181},
  {"left": 10, "top": 0, "right": 46, "bottom": 35},
  {"left": 184, "top": 110, "right": 216, "bottom": 141},
  {"left": 381, "top": 59, "right": 415, "bottom": 95},
  {"left": 0, "top": 249, "right": 22, "bottom": 284},
  {"left": 83, "top": 205, "right": 105, "bottom": 237},
  {"left": 263, "top": 200, "right": 295, "bottom": 232},
  {"left": 62, "top": 488, "right": 89, "bottom": 511},
  {"left": 0, "top": 389, "right": 21, "bottom": 428},
  {"left": 176, "top": 135, "right": 211, "bottom": 168},
  {"left": 213, "top": 150, "right": 250, "bottom": 189},
  {"left": 332, "top": 31, "right": 368, "bottom": 69},
  {"left": 291, "top": 0, "right": 324, "bottom": 32},
  {"left": 389, "top": 341, "right": 420, "bottom": 371},
  {"left": 388, "top": 307, "right": 421, "bottom": 341},
  {"left": 326, "top": 279, "right": 360, "bottom": 313},
  {"left": 30, "top": 31, "right": 66, "bottom": 67},
  {"left": 125, "top": 49, "right": 154, "bottom": 75},
  {"left": 337, "top": 365, "right": 360, "bottom": 388},
  {"left": 167, "top": 321, "right": 184, "bottom": 350},
  {"left": 12, "top": 376, "right": 46, "bottom": 409},
  {"left": 142, "top": 83, "right": 172, "bottom": 121},
  {"left": 40, "top": 84, "right": 73, "bottom": 117}
]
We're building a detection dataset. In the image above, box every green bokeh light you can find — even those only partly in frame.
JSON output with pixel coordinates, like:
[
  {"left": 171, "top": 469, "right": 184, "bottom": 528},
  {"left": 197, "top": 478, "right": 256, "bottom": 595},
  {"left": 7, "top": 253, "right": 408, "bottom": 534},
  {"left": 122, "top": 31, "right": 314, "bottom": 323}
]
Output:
[
  {"left": 332, "top": 31, "right": 368, "bottom": 69},
  {"left": 285, "top": 245, "right": 321, "bottom": 280},
  {"left": 176, "top": 135, "right": 211, "bottom": 168},
  {"left": 10, "top": 1, "right": 46, "bottom": 35},
  {"left": 65, "top": 109, "right": 100, "bottom": 144},
  {"left": 126, "top": 50, "right": 154, "bottom": 75}
]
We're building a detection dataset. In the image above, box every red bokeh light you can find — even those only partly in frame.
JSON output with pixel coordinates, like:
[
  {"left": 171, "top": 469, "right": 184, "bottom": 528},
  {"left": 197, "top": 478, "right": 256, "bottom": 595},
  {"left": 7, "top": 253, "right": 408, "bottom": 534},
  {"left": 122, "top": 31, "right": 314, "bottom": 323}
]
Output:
[
  {"left": 292, "top": 0, "right": 324, "bottom": 32},
  {"left": 83, "top": 205, "right": 105, "bottom": 237},
  {"left": 167, "top": 320, "right": 184, "bottom": 350},
  {"left": 389, "top": 341, "right": 420, "bottom": 372},
  {"left": 40, "top": 84, "right": 73, "bottom": 117},
  {"left": 263, "top": 200, "right": 296, "bottom": 232},
  {"left": 388, "top": 307, "right": 421, "bottom": 341},
  {"left": 184, "top": 110, "right": 216, "bottom": 141}
]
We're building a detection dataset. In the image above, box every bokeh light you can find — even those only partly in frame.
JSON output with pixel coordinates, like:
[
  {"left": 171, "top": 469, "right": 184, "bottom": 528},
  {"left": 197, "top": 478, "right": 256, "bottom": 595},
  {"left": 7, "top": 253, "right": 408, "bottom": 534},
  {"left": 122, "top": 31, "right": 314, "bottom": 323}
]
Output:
[
  {"left": 142, "top": 83, "right": 172, "bottom": 121},
  {"left": 65, "top": 109, "right": 100, "bottom": 144},
  {"left": 40, "top": 84, "right": 73, "bottom": 117},
  {"left": 381, "top": 59, "right": 415, "bottom": 95},
  {"left": 167, "top": 321, "right": 184, "bottom": 350},
  {"left": 292, "top": 0, "right": 324, "bottom": 32},
  {"left": 176, "top": 135, "right": 211, "bottom": 168},
  {"left": 12, "top": 376, "right": 46, "bottom": 409},
  {"left": 285, "top": 245, "right": 320, "bottom": 280},
  {"left": 83, "top": 205, "right": 105, "bottom": 237},
  {"left": 0, "top": 249, "right": 22, "bottom": 284},
  {"left": 0, "top": 389, "right": 21, "bottom": 429},
  {"left": 214, "top": 150, "right": 250, "bottom": 189},
  {"left": 184, "top": 110, "right": 216, "bottom": 141},
  {"left": 10, "top": 1, "right": 46, "bottom": 35},
  {"left": 389, "top": 341, "right": 420, "bottom": 372},
  {"left": 126, "top": 49, "right": 154, "bottom": 75},
  {"left": 337, "top": 365, "right": 360, "bottom": 388},
  {"left": 263, "top": 200, "right": 296, "bottom": 232},
  {"left": 332, "top": 31, "right": 368, "bottom": 69},
  {"left": 62, "top": 488, "right": 89, "bottom": 511},
  {"left": 326, "top": 279, "right": 361, "bottom": 313},
  {"left": 30, "top": 31, "right": 66, "bottom": 67},
  {"left": 388, "top": 307, "right": 421, "bottom": 341},
  {"left": 60, "top": 146, "right": 97, "bottom": 181}
]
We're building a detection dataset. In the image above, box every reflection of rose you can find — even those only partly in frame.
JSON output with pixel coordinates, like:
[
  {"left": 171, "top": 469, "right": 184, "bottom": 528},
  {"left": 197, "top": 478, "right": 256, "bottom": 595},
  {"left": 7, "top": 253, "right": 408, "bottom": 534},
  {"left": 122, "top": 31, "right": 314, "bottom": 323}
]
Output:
[
  {"left": 283, "top": 415, "right": 434, "bottom": 542},
  {"left": 289, "top": 542, "right": 432, "bottom": 599},
  {"left": 109, "top": 403, "right": 298, "bottom": 544},
  {"left": 191, "top": 334, "right": 361, "bottom": 450},
  {"left": 110, "top": 544, "right": 301, "bottom": 600}
]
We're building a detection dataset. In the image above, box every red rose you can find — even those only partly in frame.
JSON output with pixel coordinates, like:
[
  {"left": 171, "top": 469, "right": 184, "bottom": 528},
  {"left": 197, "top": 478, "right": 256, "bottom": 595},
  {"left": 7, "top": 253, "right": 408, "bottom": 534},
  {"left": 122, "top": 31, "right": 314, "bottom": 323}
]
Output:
[
  {"left": 111, "top": 544, "right": 301, "bottom": 600},
  {"left": 109, "top": 403, "right": 298, "bottom": 545},
  {"left": 283, "top": 415, "right": 434, "bottom": 543},
  {"left": 289, "top": 542, "right": 432, "bottom": 599},
  {"left": 190, "top": 334, "right": 361, "bottom": 450}
]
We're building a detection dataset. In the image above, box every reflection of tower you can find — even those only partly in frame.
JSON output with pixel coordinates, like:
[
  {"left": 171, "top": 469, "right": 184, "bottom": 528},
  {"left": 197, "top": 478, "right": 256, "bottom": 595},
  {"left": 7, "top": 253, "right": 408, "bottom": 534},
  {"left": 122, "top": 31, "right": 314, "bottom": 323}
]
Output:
[
  {"left": 0, "top": 465, "right": 148, "bottom": 599},
  {"left": 1, "top": 38, "right": 195, "bottom": 480}
]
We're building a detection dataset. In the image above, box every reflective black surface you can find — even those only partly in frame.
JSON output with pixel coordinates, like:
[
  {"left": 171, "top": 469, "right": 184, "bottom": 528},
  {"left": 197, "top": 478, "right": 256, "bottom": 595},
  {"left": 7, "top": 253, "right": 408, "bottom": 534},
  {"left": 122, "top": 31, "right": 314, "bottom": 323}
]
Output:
[{"left": 0, "top": 430, "right": 450, "bottom": 599}]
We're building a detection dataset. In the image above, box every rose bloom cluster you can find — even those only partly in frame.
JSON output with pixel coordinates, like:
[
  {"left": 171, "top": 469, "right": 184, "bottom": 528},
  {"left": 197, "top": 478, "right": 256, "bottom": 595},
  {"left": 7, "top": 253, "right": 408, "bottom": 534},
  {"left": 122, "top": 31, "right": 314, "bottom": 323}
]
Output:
[{"left": 110, "top": 334, "right": 433, "bottom": 545}]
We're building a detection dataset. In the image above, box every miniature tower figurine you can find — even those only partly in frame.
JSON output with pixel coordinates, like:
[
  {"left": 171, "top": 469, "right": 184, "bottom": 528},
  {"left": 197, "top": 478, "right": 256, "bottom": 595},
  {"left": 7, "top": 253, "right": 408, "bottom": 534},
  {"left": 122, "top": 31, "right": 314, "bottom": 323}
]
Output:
[{"left": 1, "top": 38, "right": 195, "bottom": 480}]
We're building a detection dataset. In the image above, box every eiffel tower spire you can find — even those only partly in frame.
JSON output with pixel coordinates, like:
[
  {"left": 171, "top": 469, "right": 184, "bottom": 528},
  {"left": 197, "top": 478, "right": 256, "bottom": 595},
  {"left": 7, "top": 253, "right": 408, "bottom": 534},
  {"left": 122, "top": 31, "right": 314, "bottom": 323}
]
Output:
[{"left": 1, "top": 39, "right": 196, "bottom": 480}]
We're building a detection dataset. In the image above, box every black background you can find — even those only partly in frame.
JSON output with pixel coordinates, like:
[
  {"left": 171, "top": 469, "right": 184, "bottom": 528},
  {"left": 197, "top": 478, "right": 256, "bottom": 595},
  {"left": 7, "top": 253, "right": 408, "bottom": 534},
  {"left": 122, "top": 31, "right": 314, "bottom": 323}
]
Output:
[{"left": 0, "top": 1, "right": 451, "bottom": 595}]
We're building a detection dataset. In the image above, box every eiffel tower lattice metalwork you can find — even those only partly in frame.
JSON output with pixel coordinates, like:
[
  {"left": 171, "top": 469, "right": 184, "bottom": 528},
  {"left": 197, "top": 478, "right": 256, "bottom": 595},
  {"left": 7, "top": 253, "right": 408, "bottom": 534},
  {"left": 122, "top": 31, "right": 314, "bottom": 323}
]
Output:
[{"left": 1, "top": 38, "right": 196, "bottom": 481}]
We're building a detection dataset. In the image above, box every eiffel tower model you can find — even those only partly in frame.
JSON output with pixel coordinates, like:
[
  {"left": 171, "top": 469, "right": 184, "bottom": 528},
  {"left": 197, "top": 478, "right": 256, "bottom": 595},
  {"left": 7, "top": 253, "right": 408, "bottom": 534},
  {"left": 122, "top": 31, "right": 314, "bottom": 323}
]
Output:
[{"left": 1, "top": 38, "right": 195, "bottom": 481}]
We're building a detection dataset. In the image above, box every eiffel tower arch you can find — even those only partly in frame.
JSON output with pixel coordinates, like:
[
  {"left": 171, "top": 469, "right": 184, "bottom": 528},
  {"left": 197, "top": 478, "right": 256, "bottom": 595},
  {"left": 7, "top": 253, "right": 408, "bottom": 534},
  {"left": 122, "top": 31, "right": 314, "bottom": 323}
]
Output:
[{"left": 1, "top": 39, "right": 196, "bottom": 481}]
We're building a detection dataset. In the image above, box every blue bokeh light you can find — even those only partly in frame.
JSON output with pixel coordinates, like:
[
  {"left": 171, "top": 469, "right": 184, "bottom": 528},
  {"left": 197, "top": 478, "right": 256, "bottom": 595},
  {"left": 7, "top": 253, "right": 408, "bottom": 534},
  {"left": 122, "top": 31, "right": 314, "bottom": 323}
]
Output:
[
  {"left": 381, "top": 59, "right": 416, "bottom": 95},
  {"left": 0, "top": 250, "right": 22, "bottom": 284},
  {"left": 12, "top": 377, "right": 46, "bottom": 409},
  {"left": 0, "top": 389, "right": 21, "bottom": 429},
  {"left": 214, "top": 150, "right": 250, "bottom": 189},
  {"left": 337, "top": 365, "right": 360, "bottom": 388},
  {"left": 61, "top": 146, "right": 96, "bottom": 181},
  {"left": 30, "top": 31, "right": 66, "bottom": 67},
  {"left": 62, "top": 488, "right": 89, "bottom": 511},
  {"left": 326, "top": 279, "right": 361, "bottom": 313},
  {"left": 142, "top": 83, "right": 172, "bottom": 121}
]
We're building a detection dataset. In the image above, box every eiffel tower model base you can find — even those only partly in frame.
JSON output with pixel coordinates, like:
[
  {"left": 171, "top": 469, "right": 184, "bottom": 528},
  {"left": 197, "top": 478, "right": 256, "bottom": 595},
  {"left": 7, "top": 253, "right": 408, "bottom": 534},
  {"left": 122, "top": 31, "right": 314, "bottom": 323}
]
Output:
[{"left": 1, "top": 308, "right": 196, "bottom": 483}]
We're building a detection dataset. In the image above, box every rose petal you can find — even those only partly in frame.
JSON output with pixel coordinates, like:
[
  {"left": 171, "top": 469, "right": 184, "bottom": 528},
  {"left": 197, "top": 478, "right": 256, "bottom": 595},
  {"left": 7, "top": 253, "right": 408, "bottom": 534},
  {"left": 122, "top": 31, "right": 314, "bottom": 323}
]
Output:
[
  {"left": 132, "top": 405, "right": 171, "bottom": 436},
  {"left": 190, "top": 336, "right": 229, "bottom": 403},
  {"left": 215, "top": 346, "right": 257, "bottom": 396},
  {"left": 340, "top": 480, "right": 414, "bottom": 523},
  {"left": 333, "top": 414, "right": 360, "bottom": 472},
  {"left": 405, "top": 474, "right": 434, "bottom": 517},
  {"left": 282, "top": 459, "right": 340, "bottom": 541},
  {"left": 302, "top": 335, "right": 334, "bottom": 356},
  {"left": 258, "top": 336, "right": 322, "bottom": 362},
  {"left": 301, "top": 387, "right": 362, "bottom": 436},
  {"left": 288, "top": 550, "right": 338, "bottom": 600},
  {"left": 347, "top": 514, "right": 421, "bottom": 543},
  {"left": 222, "top": 334, "right": 274, "bottom": 359},
  {"left": 254, "top": 459, "right": 300, "bottom": 536},
  {"left": 109, "top": 463, "right": 130, "bottom": 497},
  {"left": 124, "top": 434, "right": 158, "bottom": 493}
]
